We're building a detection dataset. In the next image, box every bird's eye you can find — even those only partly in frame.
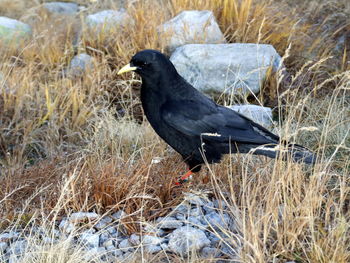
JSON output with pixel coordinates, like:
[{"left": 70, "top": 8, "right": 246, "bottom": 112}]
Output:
[{"left": 142, "top": 62, "right": 148, "bottom": 66}]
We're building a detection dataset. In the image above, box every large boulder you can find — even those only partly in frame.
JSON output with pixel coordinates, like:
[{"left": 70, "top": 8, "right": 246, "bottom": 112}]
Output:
[
  {"left": 158, "top": 10, "right": 225, "bottom": 52},
  {"left": 85, "top": 9, "right": 134, "bottom": 33},
  {"left": 42, "top": 2, "right": 79, "bottom": 15},
  {"left": 0, "top": 17, "right": 31, "bottom": 46},
  {"left": 229, "top": 104, "right": 273, "bottom": 128},
  {"left": 170, "top": 43, "right": 282, "bottom": 95}
]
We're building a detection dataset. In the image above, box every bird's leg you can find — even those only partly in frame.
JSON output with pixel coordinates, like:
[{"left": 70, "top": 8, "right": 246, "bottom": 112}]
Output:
[{"left": 175, "top": 170, "right": 193, "bottom": 185}]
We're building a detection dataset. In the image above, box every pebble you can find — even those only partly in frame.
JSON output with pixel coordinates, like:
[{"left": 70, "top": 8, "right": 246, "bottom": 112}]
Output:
[
  {"left": 168, "top": 226, "right": 211, "bottom": 256},
  {"left": 1, "top": 193, "right": 240, "bottom": 261},
  {"left": 156, "top": 216, "right": 183, "bottom": 229}
]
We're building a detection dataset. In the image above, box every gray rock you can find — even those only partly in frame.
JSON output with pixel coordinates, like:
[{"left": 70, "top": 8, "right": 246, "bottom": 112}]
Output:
[
  {"left": 145, "top": 244, "right": 162, "bottom": 254},
  {"left": 83, "top": 247, "right": 106, "bottom": 261},
  {"left": 0, "top": 17, "right": 31, "bottom": 46},
  {"left": 156, "top": 216, "right": 183, "bottom": 229},
  {"left": 118, "top": 238, "right": 133, "bottom": 252},
  {"left": 168, "top": 226, "right": 210, "bottom": 256},
  {"left": 0, "top": 242, "right": 8, "bottom": 253},
  {"left": 10, "top": 240, "right": 27, "bottom": 255},
  {"left": 201, "top": 246, "right": 217, "bottom": 258},
  {"left": 229, "top": 104, "right": 273, "bottom": 128},
  {"left": 111, "top": 210, "right": 127, "bottom": 221},
  {"left": 184, "top": 192, "right": 206, "bottom": 206},
  {"left": 143, "top": 235, "right": 163, "bottom": 246},
  {"left": 205, "top": 212, "right": 231, "bottom": 230},
  {"left": 0, "top": 232, "right": 18, "bottom": 242},
  {"left": 170, "top": 43, "right": 282, "bottom": 95},
  {"left": 86, "top": 9, "right": 134, "bottom": 32},
  {"left": 69, "top": 212, "right": 99, "bottom": 223},
  {"left": 43, "top": 2, "right": 79, "bottom": 15},
  {"left": 94, "top": 216, "right": 112, "bottom": 230},
  {"left": 187, "top": 216, "right": 207, "bottom": 228},
  {"left": 67, "top": 53, "right": 94, "bottom": 78},
  {"left": 172, "top": 204, "right": 191, "bottom": 215},
  {"left": 159, "top": 10, "right": 225, "bottom": 52},
  {"left": 129, "top": 234, "right": 140, "bottom": 246},
  {"left": 80, "top": 232, "right": 100, "bottom": 248},
  {"left": 59, "top": 219, "right": 76, "bottom": 234}
]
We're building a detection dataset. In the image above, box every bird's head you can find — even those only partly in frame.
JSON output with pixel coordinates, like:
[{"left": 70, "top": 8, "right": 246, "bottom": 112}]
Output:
[{"left": 117, "top": 49, "right": 178, "bottom": 82}]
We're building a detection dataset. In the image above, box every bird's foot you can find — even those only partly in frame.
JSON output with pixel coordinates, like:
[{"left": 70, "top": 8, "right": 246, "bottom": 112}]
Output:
[{"left": 175, "top": 170, "right": 193, "bottom": 185}]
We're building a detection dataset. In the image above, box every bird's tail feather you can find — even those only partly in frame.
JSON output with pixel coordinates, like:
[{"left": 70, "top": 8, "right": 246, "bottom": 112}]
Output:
[{"left": 248, "top": 143, "right": 316, "bottom": 164}]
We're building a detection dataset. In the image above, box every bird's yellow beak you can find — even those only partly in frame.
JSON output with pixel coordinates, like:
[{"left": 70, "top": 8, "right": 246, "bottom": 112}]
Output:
[{"left": 117, "top": 63, "right": 137, "bottom": 75}]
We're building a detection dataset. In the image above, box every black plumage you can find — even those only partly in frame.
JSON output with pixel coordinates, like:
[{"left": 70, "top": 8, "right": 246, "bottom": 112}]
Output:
[{"left": 118, "top": 49, "right": 316, "bottom": 173}]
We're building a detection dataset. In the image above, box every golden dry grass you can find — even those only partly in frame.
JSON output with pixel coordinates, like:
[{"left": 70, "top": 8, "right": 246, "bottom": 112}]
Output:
[{"left": 0, "top": 0, "right": 349, "bottom": 262}]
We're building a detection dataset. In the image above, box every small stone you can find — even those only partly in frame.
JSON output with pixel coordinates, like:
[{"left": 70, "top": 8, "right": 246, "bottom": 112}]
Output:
[
  {"left": 118, "top": 239, "right": 132, "bottom": 252},
  {"left": 106, "top": 226, "right": 118, "bottom": 235},
  {"left": 129, "top": 234, "right": 140, "bottom": 246},
  {"left": 0, "top": 232, "right": 18, "bottom": 242},
  {"left": 172, "top": 204, "right": 191, "bottom": 215},
  {"left": 59, "top": 219, "right": 75, "bottom": 234},
  {"left": 0, "top": 242, "right": 8, "bottom": 253},
  {"left": 143, "top": 235, "right": 163, "bottom": 246},
  {"left": 156, "top": 216, "right": 183, "bottom": 229},
  {"left": 187, "top": 216, "right": 207, "bottom": 228},
  {"left": 205, "top": 212, "right": 231, "bottom": 230},
  {"left": 10, "top": 240, "right": 27, "bottom": 255},
  {"left": 145, "top": 244, "right": 162, "bottom": 254},
  {"left": 111, "top": 210, "right": 127, "bottom": 221},
  {"left": 67, "top": 53, "right": 94, "bottom": 78},
  {"left": 69, "top": 212, "right": 99, "bottom": 223},
  {"left": 80, "top": 232, "right": 100, "bottom": 248},
  {"left": 184, "top": 193, "right": 206, "bottom": 206},
  {"left": 102, "top": 239, "right": 113, "bottom": 247},
  {"left": 168, "top": 226, "right": 210, "bottom": 256},
  {"left": 83, "top": 247, "right": 106, "bottom": 261},
  {"left": 201, "top": 246, "right": 217, "bottom": 258}
]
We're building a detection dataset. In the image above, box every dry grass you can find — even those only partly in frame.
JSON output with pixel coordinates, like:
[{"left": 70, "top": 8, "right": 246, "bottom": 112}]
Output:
[{"left": 0, "top": 0, "right": 349, "bottom": 262}]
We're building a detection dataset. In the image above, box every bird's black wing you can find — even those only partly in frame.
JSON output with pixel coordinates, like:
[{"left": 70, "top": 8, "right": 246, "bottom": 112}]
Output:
[{"left": 161, "top": 98, "right": 279, "bottom": 145}]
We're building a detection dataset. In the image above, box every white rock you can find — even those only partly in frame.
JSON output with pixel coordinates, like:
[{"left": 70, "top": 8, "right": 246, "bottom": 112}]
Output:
[
  {"left": 86, "top": 9, "right": 134, "bottom": 32},
  {"left": 0, "top": 17, "right": 31, "bottom": 45},
  {"left": 156, "top": 216, "right": 183, "bottom": 229},
  {"left": 43, "top": 2, "right": 79, "bottom": 15},
  {"left": 187, "top": 216, "right": 207, "bottom": 228},
  {"left": 145, "top": 244, "right": 162, "bottom": 254},
  {"left": 80, "top": 232, "right": 100, "bottom": 248},
  {"left": 83, "top": 247, "right": 106, "bottom": 261},
  {"left": 168, "top": 226, "right": 210, "bottom": 256},
  {"left": 159, "top": 10, "right": 225, "bottom": 52},
  {"left": 170, "top": 43, "right": 282, "bottom": 95},
  {"left": 229, "top": 104, "right": 273, "bottom": 128}
]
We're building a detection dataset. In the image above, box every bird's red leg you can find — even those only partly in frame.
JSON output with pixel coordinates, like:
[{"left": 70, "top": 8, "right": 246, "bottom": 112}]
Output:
[{"left": 175, "top": 170, "right": 193, "bottom": 185}]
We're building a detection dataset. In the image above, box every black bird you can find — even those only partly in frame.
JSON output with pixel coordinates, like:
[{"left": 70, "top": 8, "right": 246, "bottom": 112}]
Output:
[{"left": 118, "top": 50, "right": 316, "bottom": 183}]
